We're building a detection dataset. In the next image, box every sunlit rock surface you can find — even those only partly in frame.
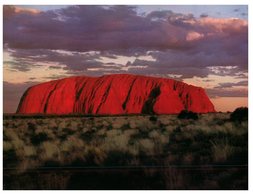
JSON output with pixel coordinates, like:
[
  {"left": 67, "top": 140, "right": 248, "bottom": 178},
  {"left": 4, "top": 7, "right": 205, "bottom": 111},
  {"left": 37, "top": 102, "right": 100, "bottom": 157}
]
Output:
[{"left": 17, "top": 74, "right": 215, "bottom": 114}]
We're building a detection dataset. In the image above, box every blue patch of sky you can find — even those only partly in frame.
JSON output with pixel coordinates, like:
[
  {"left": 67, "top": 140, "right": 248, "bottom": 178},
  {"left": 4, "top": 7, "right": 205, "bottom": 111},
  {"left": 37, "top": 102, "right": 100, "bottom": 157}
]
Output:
[
  {"left": 136, "top": 5, "right": 248, "bottom": 20},
  {"left": 19, "top": 5, "right": 247, "bottom": 20}
]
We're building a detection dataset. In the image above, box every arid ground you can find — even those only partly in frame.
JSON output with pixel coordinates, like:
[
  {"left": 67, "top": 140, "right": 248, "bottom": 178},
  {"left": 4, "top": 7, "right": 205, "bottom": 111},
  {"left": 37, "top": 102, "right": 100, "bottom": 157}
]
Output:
[{"left": 3, "top": 112, "right": 248, "bottom": 189}]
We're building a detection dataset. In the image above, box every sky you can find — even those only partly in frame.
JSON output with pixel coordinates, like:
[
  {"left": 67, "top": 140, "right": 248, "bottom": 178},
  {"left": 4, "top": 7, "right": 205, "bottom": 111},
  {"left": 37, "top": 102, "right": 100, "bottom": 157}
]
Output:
[{"left": 3, "top": 5, "right": 248, "bottom": 113}]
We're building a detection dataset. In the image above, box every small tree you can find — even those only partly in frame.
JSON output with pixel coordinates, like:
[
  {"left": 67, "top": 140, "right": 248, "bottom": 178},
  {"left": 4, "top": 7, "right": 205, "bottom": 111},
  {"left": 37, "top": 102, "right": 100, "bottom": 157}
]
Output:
[
  {"left": 230, "top": 107, "right": 248, "bottom": 123},
  {"left": 177, "top": 110, "right": 198, "bottom": 120}
]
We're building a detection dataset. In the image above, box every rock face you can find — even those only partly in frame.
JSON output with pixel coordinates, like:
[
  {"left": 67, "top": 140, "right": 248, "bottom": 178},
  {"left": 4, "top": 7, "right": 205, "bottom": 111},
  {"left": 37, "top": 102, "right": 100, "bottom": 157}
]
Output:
[{"left": 17, "top": 74, "right": 215, "bottom": 114}]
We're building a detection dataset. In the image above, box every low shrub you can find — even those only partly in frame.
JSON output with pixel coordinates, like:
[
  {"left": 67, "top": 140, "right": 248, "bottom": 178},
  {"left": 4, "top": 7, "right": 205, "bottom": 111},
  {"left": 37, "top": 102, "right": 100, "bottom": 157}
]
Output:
[
  {"left": 177, "top": 110, "right": 198, "bottom": 120},
  {"left": 230, "top": 107, "right": 248, "bottom": 123},
  {"left": 149, "top": 116, "right": 158, "bottom": 122},
  {"left": 27, "top": 122, "right": 36, "bottom": 132},
  {"left": 31, "top": 132, "right": 49, "bottom": 145}
]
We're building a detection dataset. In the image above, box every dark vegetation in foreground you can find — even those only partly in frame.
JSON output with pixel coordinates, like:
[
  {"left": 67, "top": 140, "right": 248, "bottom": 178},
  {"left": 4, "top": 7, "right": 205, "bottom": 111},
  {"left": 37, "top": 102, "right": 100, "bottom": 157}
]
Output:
[{"left": 3, "top": 108, "right": 248, "bottom": 189}]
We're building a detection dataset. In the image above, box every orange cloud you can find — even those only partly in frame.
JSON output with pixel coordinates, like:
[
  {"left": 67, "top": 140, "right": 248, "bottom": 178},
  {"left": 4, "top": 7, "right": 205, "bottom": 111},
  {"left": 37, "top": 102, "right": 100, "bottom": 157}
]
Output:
[
  {"left": 186, "top": 31, "right": 204, "bottom": 41},
  {"left": 197, "top": 17, "right": 247, "bottom": 33},
  {"left": 3, "top": 5, "right": 41, "bottom": 19},
  {"left": 14, "top": 6, "right": 41, "bottom": 14}
]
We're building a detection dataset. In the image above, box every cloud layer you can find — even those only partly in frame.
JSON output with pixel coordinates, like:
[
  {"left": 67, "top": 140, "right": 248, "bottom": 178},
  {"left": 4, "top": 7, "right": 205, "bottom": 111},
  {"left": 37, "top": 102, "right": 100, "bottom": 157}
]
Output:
[{"left": 4, "top": 5, "right": 247, "bottom": 73}]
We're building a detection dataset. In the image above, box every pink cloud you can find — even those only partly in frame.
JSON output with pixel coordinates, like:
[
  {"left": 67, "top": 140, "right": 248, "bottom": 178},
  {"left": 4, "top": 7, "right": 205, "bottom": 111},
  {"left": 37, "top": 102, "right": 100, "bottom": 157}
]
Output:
[
  {"left": 14, "top": 6, "right": 41, "bottom": 14},
  {"left": 186, "top": 31, "right": 204, "bottom": 41},
  {"left": 3, "top": 5, "right": 41, "bottom": 19},
  {"left": 3, "top": 6, "right": 248, "bottom": 79},
  {"left": 195, "top": 17, "right": 247, "bottom": 34}
]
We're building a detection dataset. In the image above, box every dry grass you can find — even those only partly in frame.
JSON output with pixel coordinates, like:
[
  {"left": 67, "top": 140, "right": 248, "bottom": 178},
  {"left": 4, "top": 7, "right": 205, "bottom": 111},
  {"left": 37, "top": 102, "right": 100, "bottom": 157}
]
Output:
[
  {"left": 211, "top": 139, "right": 234, "bottom": 162},
  {"left": 3, "top": 113, "right": 248, "bottom": 190},
  {"left": 3, "top": 113, "right": 247, "bottom": 186}
]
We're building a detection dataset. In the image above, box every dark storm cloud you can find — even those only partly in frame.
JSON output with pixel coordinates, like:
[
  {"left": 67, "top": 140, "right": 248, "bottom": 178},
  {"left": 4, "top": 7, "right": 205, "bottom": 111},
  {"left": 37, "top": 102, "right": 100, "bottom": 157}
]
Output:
[
  {"left": 7, "top": 49, "right": 103, "bottom": 71},
  {"left": 5, "top": 5, "right": 188, "bottom": 51},
  {"left": 3, "top": 5, "right": 248, "bottom": 114},
  {"left": 3, "top": 5, "right": 248, "bottom": 78},
  {"left": 4, "top": 5, "right": 247, "bottom": 51}
]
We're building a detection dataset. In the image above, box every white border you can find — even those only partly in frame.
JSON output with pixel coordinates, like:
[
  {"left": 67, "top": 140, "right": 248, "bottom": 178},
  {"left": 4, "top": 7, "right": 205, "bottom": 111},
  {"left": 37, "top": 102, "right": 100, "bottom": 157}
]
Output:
[{"left": 1, "top": 0, "right": 251, "bottom": 194}]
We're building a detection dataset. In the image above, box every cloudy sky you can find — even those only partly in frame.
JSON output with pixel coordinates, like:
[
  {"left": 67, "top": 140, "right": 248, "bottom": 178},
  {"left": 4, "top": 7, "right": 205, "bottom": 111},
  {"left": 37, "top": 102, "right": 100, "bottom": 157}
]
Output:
[{"left": 3, "top": 5, "right": 248, "bottom": 113}]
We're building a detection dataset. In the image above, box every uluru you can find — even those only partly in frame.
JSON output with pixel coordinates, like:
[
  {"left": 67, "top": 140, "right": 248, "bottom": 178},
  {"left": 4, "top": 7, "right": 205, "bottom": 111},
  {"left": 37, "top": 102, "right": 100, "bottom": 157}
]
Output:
[{"left": 17, "top": 74, "right": 215, "bottom": 114}]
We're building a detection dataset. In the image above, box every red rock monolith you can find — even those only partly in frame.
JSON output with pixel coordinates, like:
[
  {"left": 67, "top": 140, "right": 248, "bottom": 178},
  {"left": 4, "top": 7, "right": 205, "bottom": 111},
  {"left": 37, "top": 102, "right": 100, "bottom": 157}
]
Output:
[{"left": 17, "top": 74, "right": 216, "bottom": 114}]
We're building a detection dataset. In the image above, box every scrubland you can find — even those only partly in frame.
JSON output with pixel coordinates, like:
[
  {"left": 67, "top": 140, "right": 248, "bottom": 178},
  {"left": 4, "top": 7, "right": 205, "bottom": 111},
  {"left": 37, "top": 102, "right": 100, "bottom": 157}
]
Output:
[{"left": 3, "top": 112, "right": 248, "bottom": 189}]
